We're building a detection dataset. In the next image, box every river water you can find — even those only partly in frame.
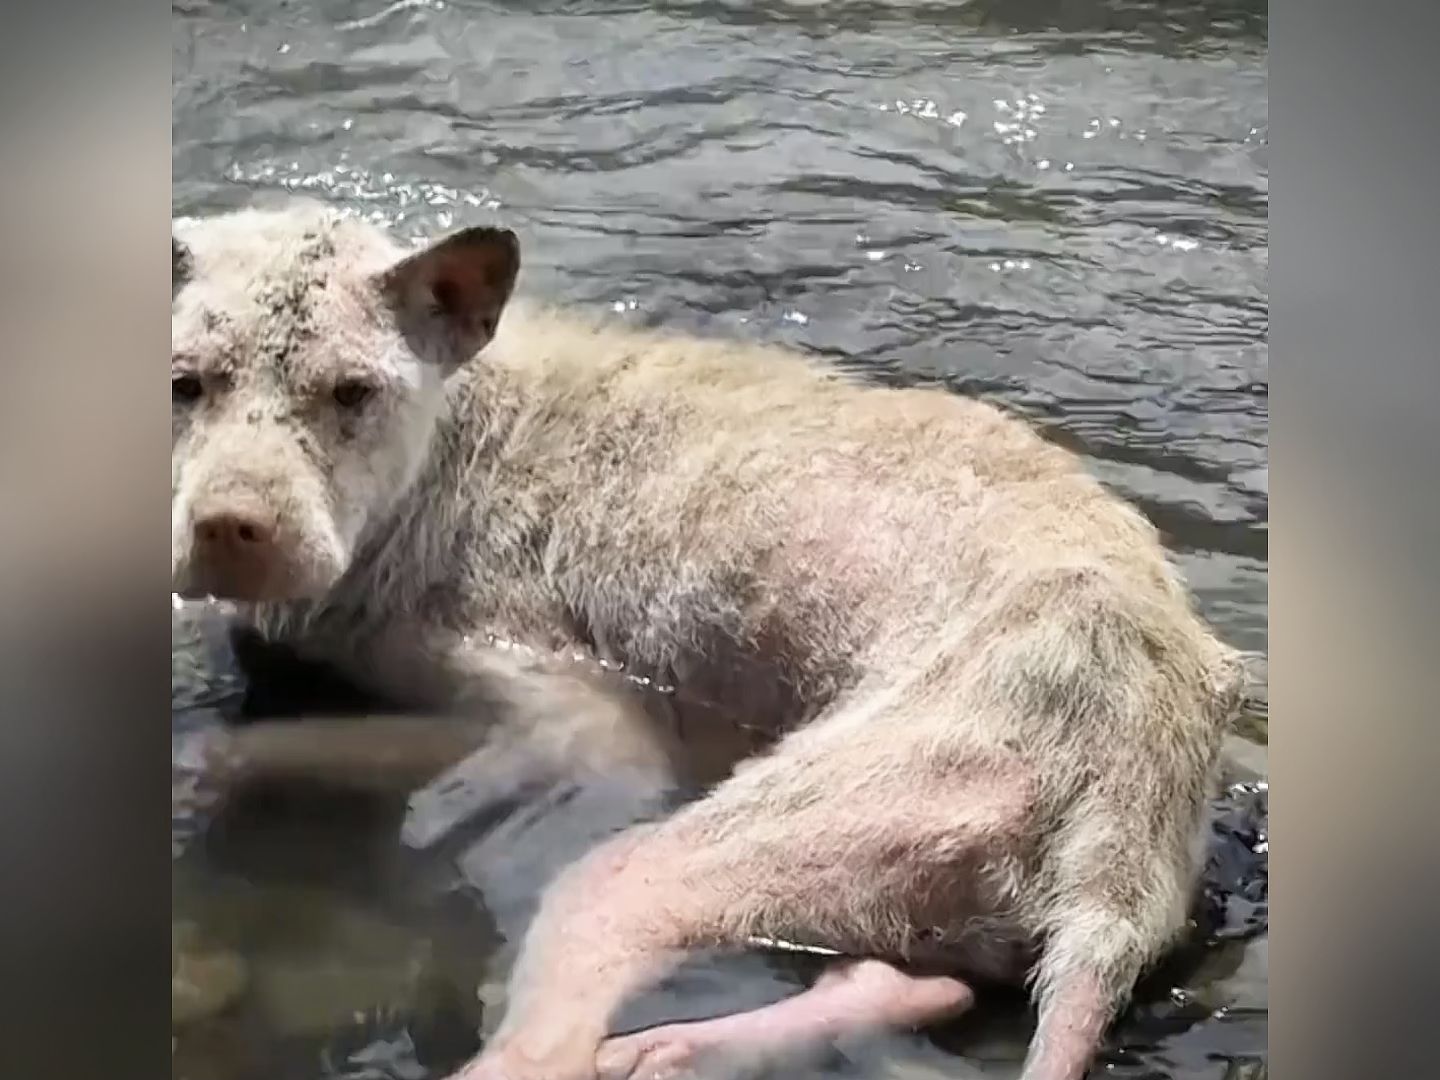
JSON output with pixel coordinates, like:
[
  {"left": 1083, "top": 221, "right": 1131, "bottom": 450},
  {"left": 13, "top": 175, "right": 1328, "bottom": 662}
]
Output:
[{"left": 171, "top": 2, "right": 1268, "bottom": 1077}]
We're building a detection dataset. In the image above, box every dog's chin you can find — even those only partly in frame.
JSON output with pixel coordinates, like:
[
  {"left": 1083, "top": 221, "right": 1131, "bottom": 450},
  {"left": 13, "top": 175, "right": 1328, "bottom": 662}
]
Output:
[{"left": 172, "top": 561, "right": 343, "bottom": 606}]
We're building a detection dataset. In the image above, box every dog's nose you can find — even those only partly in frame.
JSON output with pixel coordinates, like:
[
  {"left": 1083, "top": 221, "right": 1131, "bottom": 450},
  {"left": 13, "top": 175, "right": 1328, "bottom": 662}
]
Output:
[
  {"left": 188, "top": 505, "right": 283, "bottom": 600},
  {"left": 193, "top": 512, "right": 276, "bottom": 549}
]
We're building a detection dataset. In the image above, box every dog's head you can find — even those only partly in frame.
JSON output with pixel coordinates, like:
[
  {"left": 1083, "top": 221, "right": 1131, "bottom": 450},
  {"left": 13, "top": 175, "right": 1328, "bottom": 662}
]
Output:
[{"left": 171, "top": 202, "right": 519, "bottom": 602}]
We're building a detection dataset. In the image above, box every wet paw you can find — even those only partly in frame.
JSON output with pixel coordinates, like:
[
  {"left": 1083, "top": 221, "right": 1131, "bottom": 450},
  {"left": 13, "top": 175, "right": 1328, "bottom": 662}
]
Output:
[{"left": 596, "top": 1027, "right": 712, "bottom": 1080}]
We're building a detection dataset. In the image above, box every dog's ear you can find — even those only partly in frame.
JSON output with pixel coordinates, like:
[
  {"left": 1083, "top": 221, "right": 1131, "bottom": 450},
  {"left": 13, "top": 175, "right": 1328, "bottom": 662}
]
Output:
[{"left": 374, "top": 227, "right": 521, "bottom": 372}]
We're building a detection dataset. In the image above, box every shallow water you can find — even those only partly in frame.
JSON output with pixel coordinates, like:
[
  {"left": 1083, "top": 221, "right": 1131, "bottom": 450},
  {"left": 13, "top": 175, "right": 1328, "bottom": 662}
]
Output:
[{"left": 172, "top": 1, "right": 1268, "bottom": 1077}]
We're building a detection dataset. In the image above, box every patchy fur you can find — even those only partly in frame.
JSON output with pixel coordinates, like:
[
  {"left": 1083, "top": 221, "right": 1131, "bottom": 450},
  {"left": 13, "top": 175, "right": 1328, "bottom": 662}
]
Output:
[{"left": 171, "top": 201, "right": 1247, "bottom": 1080}]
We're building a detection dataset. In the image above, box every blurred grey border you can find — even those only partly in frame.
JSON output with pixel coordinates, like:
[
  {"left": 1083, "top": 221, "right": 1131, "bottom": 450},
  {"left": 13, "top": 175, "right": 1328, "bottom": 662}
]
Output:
[
  {"left": 1274, "top": 1, "right": 1439, "bottom": 1078},
  {"left": 0, "top": 2, "right": 172, "bottom": 1079},
  {"left": 0, "top": 1, "right": 1435, "bottom": 1077}
]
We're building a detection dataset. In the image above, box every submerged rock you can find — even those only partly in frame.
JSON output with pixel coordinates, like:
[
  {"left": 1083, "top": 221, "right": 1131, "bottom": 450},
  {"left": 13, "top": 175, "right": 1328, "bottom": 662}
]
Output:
[{"left": 173, "top": 921, "right": 249, "bottom": 1027}]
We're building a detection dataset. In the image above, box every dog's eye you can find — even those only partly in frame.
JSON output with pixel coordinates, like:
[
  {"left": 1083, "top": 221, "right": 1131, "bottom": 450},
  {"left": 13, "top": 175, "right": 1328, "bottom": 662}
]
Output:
[
  {"left": 333, "top": 381, "right": 375, "bottom": 409},
  {"left": 172, "top": 374, "right": 204, "bottom": 404}
]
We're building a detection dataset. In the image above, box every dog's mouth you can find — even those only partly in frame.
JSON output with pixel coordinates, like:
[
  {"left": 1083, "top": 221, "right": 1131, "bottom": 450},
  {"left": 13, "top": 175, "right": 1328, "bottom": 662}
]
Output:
[{"left": 173, "top": 553, "right": 340, "bottom": 606}]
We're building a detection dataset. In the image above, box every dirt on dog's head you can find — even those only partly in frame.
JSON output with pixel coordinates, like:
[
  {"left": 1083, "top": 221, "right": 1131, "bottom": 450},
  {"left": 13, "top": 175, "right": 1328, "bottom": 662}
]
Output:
[{"left": 170, "top": 201, "right": 519, "bottom": 602}]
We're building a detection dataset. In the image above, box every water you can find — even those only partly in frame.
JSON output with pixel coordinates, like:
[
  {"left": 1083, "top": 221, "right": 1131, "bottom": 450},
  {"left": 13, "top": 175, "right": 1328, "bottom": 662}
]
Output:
[{"left": 171, "top": 1, "right": 1268, "bottom": 1077}]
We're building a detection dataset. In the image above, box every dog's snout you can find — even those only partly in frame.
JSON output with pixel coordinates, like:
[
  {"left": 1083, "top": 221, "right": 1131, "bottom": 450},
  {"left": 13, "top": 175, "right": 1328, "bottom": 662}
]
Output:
[
  {"left": 184, "top": 499, "right": 286, "bottom": 600},
  {"left": 193, "top": 511, "right": 276, "bottom": 549}
]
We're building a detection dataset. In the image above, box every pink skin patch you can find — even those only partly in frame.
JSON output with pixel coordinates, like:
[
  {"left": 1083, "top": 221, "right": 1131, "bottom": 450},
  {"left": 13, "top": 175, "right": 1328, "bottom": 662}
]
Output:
[{"left": 1018, "top": 969, "right": 1113, "bottom": 1080}]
